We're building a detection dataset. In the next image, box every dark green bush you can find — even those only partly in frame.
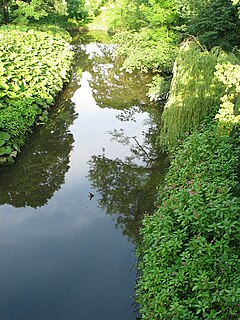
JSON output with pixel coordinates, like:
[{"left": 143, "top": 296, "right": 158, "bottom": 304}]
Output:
[{"left": 136, "top": 125, "right": 240, "bottom": 319}]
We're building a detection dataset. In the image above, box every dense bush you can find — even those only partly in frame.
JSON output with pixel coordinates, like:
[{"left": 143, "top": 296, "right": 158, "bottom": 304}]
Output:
[
  {"left": 136, "top": 125, "right": 240, "bottom": 319},
  {"left": 0, "top": 26, "right": 74, "bottom": 164}
]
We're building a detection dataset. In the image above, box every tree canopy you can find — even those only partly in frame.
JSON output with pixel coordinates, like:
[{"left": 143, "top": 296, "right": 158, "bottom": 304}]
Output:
[{"left": 0, "top": 0, "right": 87, "bottom": 24}]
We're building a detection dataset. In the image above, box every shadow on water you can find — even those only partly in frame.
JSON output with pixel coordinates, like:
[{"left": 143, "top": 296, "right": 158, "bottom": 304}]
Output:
[
  {"left": 0, "top": 99, "right": 77, "bottom": 208},
  {"left": 87, "top": 118, "right": 168, "bottom": 244}
]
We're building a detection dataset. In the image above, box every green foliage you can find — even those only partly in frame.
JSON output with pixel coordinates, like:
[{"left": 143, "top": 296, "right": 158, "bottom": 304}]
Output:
[
  {"left": 231, "top": 0, "right": 240, "bottom": 16},
  {"left": 88, "top": 0, "right": 178, "bottom": 32},
  {"left": 137, "top": 125, "right": 240, "bottom": 319},
  {"left": 67, "top": 0, "right": 86, "bottom": 20},
  {"left": 0, "top": 0, "right": 87, "bottom": 26},
  {"left": 13, "top": 0, "right": 48, "bottom": 24},
  {"left": 214, "top": 55, "right": 240, "bottom": 131},
  {"left": 88, "top": 0, "right": 145, "bottom": 32},
  {"left": 88, "top": 0, "right": 179, "bottom": 73},
  {"left": 0, "top": 26, "right": 73, "bottom": 164},
  {"left": 176, "top": 0, "right": 240, "bottom": 49},
  {"left": 138, "top": 0, "right": 179, "bottom": 29},
  {"left": 114, "top": 28, "right": 178, "bottom": 73},
  {"left": 159, "top": 41, "right": 237, "bottom": 150},
  {"left": 146, "top": 74, "right": 171, "bottom": 102}
]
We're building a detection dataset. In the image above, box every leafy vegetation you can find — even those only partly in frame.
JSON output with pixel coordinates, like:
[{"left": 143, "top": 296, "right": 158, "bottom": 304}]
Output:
[
  {"left": 113, "top": 28, "right": 178, "bottom": 73},
  {"left": 0, "top": 0, "right": 88, "bottom": 26},
  {"left": 175, "top": 0, "right": 240, "bottom": 50},
  {"left": 137, "top": 125, "right": 240, "bottom": 319},
  {"left": 0, "top": 26, "right": 74, "bottom": 164},
  {"left": 87, "top": 0, "right": 179, "bottom": 73},
  {"left": 214, "top": 59, "right": 240, "bottom": 131},
  {"left": 159, "top": 41, "right": 240, "bottom": 150},
  {"left": 88, "top": 0, "right": 240, "bottom": 74},
  {"left": 0, "top": 0, "right": 89, "bottom": 165},
  {"left": 135, "top": 31, "right": 240, "bottom": 317}
]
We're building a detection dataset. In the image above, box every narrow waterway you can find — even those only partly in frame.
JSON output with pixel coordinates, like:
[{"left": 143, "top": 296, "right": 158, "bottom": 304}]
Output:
[{"left": 0, "top": 31, "right": 167, "bottom": 320}]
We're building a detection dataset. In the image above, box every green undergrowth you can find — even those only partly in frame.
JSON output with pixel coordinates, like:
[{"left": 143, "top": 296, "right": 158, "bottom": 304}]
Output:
[
  {"left": 0, "top": 25, "right": 74, "bottom": 165},
  {"left": 136, "top": 124, "right": 240, "bottom": 319}
]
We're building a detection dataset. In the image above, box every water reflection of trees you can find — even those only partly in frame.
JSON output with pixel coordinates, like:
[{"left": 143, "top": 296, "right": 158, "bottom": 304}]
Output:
[
  {"left": 81, "top": 36, "right": 168, "bottom": 244},
  {"left": 90, "top": 47, "right": 155, "bottom": 111},
  {"left": 72, "top": 31, "right": 156, "bottom": 112},
  {"left": 0, "top": 100, "right": 78, "bottom": 208},
  {"left": 88, "top": 117, "right": 168, "bottom": 244}
]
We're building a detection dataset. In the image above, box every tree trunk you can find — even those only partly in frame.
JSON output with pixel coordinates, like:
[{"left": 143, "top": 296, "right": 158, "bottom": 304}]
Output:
[{"left": 2, "top": 5, "right": 10, "bottom": 24}]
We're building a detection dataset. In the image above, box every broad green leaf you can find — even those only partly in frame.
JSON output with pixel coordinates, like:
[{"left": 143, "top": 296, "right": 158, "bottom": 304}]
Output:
[
  {"left": 0, "top": 140, "right": 5, "bottom": 147},
  {"left": 0, "top": 131, "right": 10, "bottom": 141},
  {"left": 0, "top": 146, "right": 12, "bottom": 156}
]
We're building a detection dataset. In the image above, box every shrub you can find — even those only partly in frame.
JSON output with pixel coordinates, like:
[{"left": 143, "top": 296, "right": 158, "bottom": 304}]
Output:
[{"left": 136, "top": 125, "right": 240, "bottom": 319}]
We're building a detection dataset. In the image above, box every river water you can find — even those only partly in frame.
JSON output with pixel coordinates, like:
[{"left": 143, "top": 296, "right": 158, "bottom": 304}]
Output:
[{"left": 0, "top": 31, "right": 167, "bottom": 320}]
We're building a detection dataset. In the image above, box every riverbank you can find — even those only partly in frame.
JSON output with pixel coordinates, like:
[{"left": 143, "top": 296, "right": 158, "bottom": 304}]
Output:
[
  {"left": 137, "top": 124, "right": 240, "bottom": 319},
  {"left": 0, "top": 25, "right": 74, "bottom": 165},
  {"left": 136, "top": 42, "right": 240, "bottom": 319}
]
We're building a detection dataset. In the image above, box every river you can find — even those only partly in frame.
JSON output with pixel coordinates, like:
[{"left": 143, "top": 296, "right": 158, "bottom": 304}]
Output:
[{"left": 0, "top": 31, "right": 167, "bottom": 320}]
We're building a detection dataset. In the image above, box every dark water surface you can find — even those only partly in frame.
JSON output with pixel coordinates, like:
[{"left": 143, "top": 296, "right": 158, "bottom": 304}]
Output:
[{"left": 0, "top": 32, "right": 167, "bottom": 320}]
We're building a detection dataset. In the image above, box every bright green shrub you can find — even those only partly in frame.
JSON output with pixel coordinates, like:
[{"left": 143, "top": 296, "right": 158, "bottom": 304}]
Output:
[
  {"left": 136, "top": 125, "right": 240, "bottom": 319},
  {"left": 214, "top": 56, "right": 240, "bottom": 131},
  {"left": 0, "top": 26, "right": 74, "bottom": 164}
]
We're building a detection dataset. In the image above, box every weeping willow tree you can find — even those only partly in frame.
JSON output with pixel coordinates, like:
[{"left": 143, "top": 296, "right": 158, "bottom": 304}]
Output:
[{"left": 159, "top": 40, "right": 239, "bottom": 150}]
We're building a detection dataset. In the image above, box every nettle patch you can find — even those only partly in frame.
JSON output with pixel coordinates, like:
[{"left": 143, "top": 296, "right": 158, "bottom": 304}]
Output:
[
  {"left": 0, "top": 26, "right": 74, "bottom": 165},
  {"left": 137, "top": 125, "right": 240, "bottom": 319}
]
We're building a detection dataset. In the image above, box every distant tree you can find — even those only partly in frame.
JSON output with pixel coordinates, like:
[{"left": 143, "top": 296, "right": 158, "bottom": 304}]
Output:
[
  {"left": 0, "top": 0, "right": 88, "bottom": 24},
  {"left": 176, "top": 0, "right": 240, "bottom": 49},
  {"left": 13, "top": 0, "right": 49, "bottom": 23},
  {"left": 66, "top": 0, "right": 86, "bottom": 20},
  {"left": 0, "top": 0, "right": 11, "bottom": 23}
]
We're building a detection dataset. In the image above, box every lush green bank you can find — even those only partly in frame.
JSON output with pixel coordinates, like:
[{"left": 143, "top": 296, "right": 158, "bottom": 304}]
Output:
[
  {"left": 0, "top": 26, "right": 74, "bottom": 165},
  {"left": 136, "top": 42, "right": 240, "bottom": 319},
  {"left": 136, "top": 125, "right": 240, "bottom": 319}
]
